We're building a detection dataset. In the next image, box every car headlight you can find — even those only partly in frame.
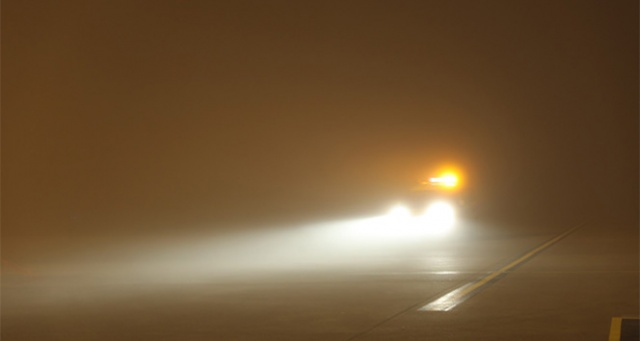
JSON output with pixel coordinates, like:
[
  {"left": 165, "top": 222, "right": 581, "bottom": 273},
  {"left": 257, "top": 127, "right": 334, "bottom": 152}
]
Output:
[{"left": 421, "top": 201, "right": 456, "bottom": 233}]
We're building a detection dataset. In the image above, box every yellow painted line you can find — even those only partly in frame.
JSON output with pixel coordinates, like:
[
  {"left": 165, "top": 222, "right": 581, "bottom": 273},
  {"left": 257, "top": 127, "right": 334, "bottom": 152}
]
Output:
[
  {"left": 420, "top": 224, "right": 582, "bottom": 311},
  {"left": 609, "top": 317, "right": 622, "bottom": 341}
]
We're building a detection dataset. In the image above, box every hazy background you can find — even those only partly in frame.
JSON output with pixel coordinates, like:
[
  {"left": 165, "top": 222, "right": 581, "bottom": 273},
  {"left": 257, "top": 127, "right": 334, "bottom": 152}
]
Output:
[{"left": 3, "top": 1, "right": 637, "bottom": 264}]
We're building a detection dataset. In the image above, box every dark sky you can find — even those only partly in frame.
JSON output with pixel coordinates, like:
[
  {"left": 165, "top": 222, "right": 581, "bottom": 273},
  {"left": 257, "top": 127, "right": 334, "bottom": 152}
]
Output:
[{"left": 3, "top": 1, "right": 638, "bottom": 252}]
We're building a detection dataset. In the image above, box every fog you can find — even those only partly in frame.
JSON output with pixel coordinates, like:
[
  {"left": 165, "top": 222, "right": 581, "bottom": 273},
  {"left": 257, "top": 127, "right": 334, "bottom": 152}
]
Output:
[
  {"left": 1, "top": 210, "right": 482, "bottom": 315},
  {"left": 7, "top": 206, "right": 463, "bottom": 281},
  {"left": 3, "top": 1, "right": 637, "bottom": 277}
]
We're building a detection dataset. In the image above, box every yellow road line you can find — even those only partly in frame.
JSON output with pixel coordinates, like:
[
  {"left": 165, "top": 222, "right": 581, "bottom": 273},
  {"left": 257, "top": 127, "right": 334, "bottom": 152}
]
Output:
[
  {"left": 609, "top": 317, "right": 622, "bottom": 341},
  {"left": 420, "top": 224, "right": 582, "bottom": 311}
]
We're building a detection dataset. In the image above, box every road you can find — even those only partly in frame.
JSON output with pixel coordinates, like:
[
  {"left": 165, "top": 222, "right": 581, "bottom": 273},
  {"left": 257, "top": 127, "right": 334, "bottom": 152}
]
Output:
[{"left": 2, "top": 215, "right": 638, "bottom": 340}]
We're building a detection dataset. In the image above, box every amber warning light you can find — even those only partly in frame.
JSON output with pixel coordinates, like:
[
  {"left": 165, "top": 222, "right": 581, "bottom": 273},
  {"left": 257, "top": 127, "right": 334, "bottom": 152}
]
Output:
[{"left": 425, "top": 173, "right": 459, "bottom": 189}]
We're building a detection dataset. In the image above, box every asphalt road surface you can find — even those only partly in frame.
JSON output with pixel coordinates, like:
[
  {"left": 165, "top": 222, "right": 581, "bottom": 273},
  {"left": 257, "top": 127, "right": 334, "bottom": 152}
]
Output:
[{"left": 3, "top": 215, "right": 638, "bottom": 340}]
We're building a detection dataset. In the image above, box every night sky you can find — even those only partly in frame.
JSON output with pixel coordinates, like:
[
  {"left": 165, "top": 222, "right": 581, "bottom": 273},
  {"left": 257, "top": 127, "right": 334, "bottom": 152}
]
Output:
[{"left": 3, "top": 1, "right": 637, "bottom": 258}]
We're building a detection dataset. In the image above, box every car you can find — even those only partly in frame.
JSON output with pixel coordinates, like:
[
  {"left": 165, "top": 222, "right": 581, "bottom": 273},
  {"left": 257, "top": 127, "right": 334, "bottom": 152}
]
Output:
[
  {"left": 386, "top": 170, "right": 472, "bottom": 231},
  {"left": 400, "top": 172, "right": 466, "bottom": 213}
]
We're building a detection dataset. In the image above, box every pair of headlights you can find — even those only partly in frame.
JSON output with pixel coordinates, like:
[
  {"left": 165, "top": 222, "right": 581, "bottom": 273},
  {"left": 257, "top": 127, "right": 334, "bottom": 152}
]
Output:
[{"left": 387, "top": 201, "right": 456, "bottom": 231}]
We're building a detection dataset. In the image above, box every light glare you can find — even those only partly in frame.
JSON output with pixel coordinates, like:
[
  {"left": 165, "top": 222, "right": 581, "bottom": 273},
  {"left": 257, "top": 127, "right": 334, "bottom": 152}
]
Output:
[
  {"left": 421, "top": 202, "right": 456, "bottom": 233},
  {"left": 387, "top": 204, "right": 411, "bottom": 219},
  {"left": 429, "top": 173, "right": 458, "bottom": 187},
  {"left": 440, "top": 174, "right": 458, "bottom": 187}
]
